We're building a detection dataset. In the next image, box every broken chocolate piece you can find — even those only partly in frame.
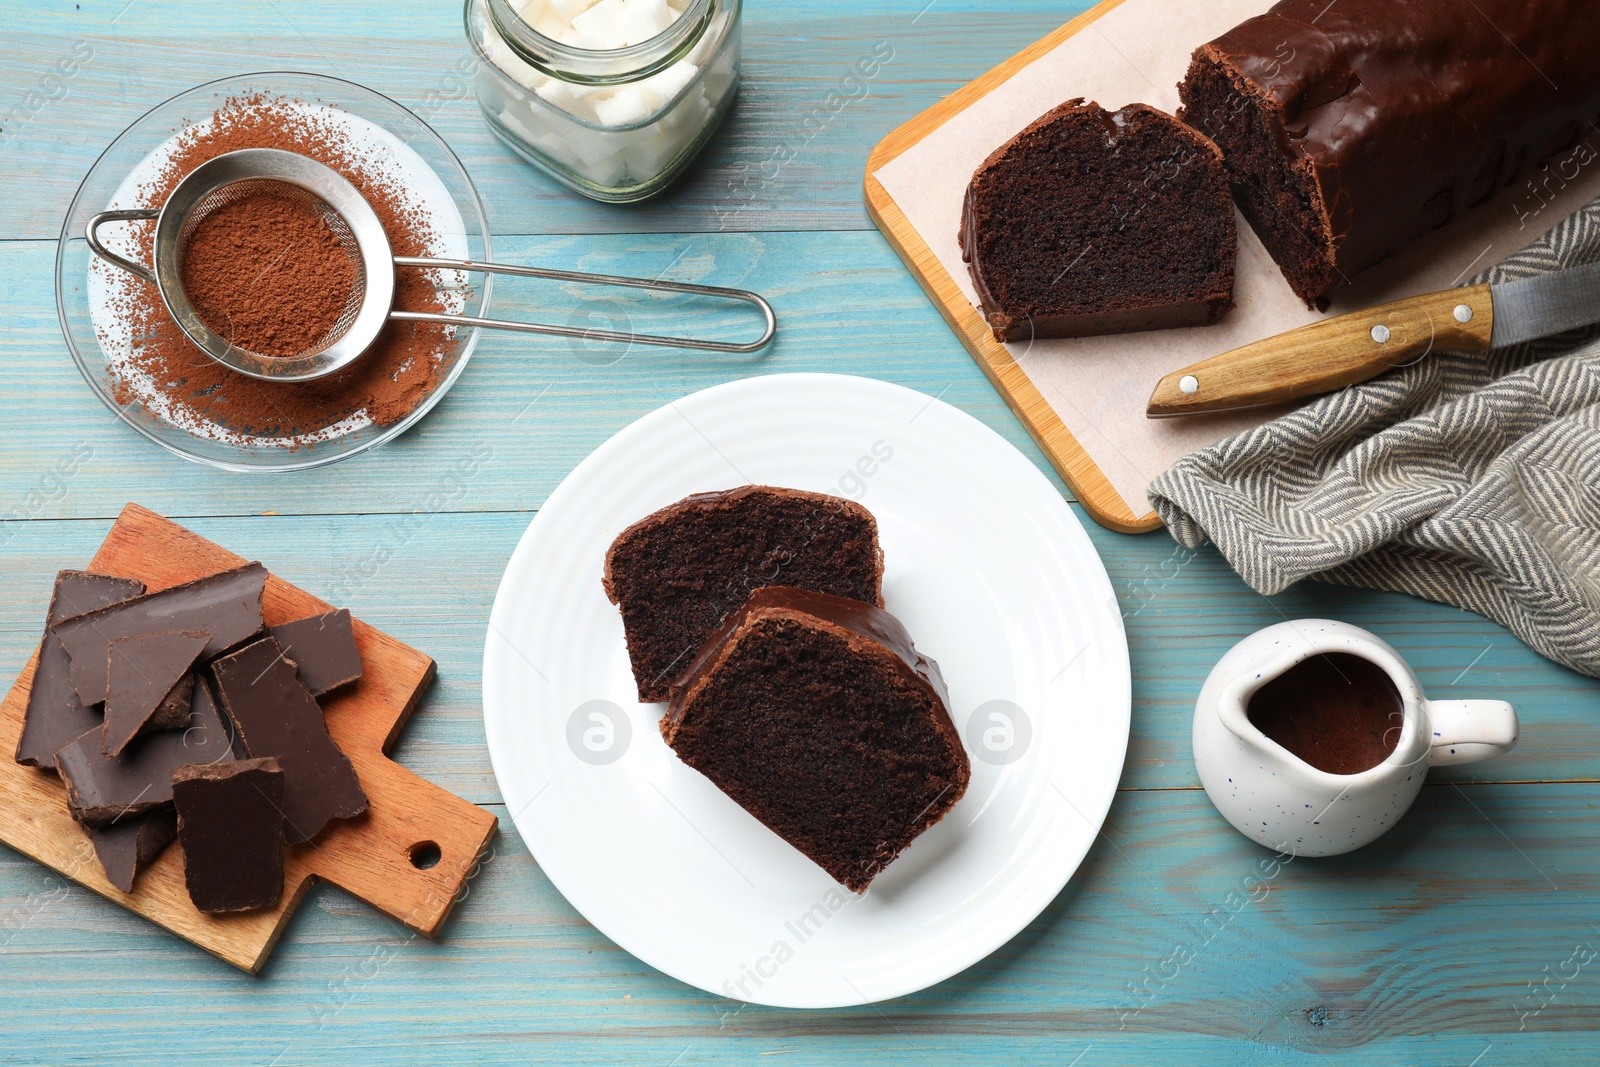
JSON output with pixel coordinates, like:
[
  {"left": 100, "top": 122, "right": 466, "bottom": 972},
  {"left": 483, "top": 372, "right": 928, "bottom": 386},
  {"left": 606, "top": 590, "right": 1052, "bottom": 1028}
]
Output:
[
  {"left": 90, "top": 809, "right": 178, "bottom": 894},
  {"left": 102, "top": 630, "right": 210, "bottom": 757},
  {"left": 147, "top": 675, "right": 196, "bottom": 732},
  {"left": 211, "top": 637, "right": 367, "bottom": 844},
  {"left": 55, "top": 679, "right": 237, "bottom": 827},
  {"left": 15, "top": 571, "right": 145, "bottom": 768},
  {"left": 269, "top": 609, "right": 362, "bottom": 697},
  {"left": 53, "top": 562, "right": 267, "bottom": 705},
  {"left": 172, "top": 757, "right": 286, "bottom": 914}
]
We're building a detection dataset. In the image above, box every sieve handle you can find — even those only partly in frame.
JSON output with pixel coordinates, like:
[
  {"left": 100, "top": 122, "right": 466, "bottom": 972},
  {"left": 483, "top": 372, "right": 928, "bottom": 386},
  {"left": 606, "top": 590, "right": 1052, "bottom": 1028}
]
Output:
[
  {"left": 85, "top": 209, "right": 160, "bottom": 286},
  {"left": 390, "top": 256, "right": 776, "bottom": 354}
]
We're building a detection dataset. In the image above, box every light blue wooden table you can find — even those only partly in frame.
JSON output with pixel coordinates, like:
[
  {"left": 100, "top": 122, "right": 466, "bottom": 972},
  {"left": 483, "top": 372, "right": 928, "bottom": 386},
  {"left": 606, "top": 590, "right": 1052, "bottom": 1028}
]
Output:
[{"left": 5, "top": 2, "right": 1600, "bottom": 1063}]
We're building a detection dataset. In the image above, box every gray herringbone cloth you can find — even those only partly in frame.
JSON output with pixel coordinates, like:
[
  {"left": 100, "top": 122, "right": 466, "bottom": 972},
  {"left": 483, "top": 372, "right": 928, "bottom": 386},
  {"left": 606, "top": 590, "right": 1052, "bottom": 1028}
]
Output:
[{"left": 1150, "top": 198, "right": 1600, "bottom": 678}]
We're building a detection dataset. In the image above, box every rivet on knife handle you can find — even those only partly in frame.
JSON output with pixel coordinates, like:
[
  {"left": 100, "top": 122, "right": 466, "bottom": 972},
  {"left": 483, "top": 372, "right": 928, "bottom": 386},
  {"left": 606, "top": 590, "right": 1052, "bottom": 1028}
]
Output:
[{"left": 1145, "top": 284, "right": 1496, "bottom": 417}]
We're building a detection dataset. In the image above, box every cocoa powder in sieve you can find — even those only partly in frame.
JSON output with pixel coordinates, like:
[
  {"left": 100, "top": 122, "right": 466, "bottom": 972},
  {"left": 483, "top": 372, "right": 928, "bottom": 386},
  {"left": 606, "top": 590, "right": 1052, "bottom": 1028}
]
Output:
[
  {"left": 180, "top": 186, "right": 359, "bottom": 360},
  {"left": 103, "top": 94, "right": 459, "bottom": 443}
]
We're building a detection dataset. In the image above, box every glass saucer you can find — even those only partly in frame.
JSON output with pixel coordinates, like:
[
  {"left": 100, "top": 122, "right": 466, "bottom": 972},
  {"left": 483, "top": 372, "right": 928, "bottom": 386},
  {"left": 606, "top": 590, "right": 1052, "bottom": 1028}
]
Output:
[{"left": 55, "top": 71, "right": 492, "bottom": 472}]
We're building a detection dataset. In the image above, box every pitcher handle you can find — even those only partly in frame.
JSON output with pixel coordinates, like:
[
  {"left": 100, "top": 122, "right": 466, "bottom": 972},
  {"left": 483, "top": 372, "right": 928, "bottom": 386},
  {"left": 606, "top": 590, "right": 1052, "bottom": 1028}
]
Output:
[{"left": 1425, "top": 699, "right": 1518, "bottom": 766}]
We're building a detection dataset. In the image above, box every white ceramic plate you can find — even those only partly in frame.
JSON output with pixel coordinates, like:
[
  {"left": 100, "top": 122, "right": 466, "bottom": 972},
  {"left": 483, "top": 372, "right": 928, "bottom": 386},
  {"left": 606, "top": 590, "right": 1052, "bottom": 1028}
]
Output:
[{"left": 482, "top": 373, "right": 1130, "bottom": 1007}]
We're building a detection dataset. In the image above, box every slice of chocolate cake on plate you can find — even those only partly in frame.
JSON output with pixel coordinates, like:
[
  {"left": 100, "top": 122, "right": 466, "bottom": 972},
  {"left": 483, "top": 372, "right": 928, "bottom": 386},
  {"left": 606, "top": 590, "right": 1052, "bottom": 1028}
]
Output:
[
  {"left": 604, "top": 486, "right": 884, "bottom": 702},
  {"left": 662, "top": 586, "right": 970, "bottom": 893},
  {"left": 960, "top": 99, "right": 1237, "bottom": 341}
]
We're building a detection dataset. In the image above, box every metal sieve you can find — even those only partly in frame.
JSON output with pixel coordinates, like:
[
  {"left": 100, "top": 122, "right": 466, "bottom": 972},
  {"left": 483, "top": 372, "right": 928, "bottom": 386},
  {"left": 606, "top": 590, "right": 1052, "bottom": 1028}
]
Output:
[{"left": 86, "top": 148, "right": 776, "bottom": 382}]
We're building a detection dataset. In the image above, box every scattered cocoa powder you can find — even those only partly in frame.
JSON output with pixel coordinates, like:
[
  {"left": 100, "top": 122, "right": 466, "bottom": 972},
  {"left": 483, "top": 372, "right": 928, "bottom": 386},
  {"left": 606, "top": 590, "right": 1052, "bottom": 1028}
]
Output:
[
  {"left": 102, "top": 94, "right": 459, "bottom": 444},
  {"left": 180, "top": 184, "right": 359, "bottom": 359}
]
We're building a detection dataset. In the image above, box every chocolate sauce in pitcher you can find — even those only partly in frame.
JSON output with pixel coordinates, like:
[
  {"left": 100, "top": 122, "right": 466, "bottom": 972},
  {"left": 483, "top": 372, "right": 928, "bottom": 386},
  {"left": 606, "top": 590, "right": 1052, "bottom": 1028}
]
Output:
[{"left": 1246, "top": 653, "right": 1404, "bottom": 775}]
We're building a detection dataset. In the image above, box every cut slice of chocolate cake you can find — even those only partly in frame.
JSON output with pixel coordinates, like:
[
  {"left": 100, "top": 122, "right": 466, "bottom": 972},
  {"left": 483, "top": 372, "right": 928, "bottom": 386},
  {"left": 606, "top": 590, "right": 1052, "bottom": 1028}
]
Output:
[
  {"left": 960, "top": 99, "right": 1237, "bottom": 341},
  {"left": 604, "top": 487, "right": 884, "bottom": 703},
  {"left": 663, "top": 586, "right": 970, "bottom": 893}
]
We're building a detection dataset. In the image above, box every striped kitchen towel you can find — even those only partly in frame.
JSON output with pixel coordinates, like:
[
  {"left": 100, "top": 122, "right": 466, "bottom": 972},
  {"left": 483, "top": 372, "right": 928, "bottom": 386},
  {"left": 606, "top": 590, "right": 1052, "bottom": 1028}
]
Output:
[{"left": 1149, "top": 197, "right": 1600, "bottom": 677}]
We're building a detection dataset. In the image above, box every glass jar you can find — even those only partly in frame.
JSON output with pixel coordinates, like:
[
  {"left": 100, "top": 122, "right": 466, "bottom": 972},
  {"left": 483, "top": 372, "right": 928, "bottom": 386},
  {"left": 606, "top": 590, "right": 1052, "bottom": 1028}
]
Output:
[{"left": 465, "top": 0, "right": 741, "bottom": 203}]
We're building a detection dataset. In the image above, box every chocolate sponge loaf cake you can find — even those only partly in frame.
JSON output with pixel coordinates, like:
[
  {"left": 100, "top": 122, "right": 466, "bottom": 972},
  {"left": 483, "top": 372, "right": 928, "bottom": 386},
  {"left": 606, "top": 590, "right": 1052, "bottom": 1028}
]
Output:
[
  {"left": 960, "top": 100, "right": 1237, "bottom": 341},
  {"left": 1180, "top": 0, "right": 1600, "bottom": 306},
  {"left": 663, "top": 587, "right": 969, "bottom": 893},
  {"left": 604, "top": 487, "right": 884, "bottom": 703}
]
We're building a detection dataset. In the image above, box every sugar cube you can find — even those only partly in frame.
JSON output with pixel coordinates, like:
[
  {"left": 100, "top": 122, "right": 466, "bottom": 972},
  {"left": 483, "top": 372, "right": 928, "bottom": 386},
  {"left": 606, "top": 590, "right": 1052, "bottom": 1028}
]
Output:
[
  {"left": 594, "top": 85, "right": 655, "bottom": 127},
  {"left": 621, "top": 130, "right": 678, "bottom": 180},
  {"left": 689, "top": 9, "right": 731, "bottom": 64},
  {"left": 532, "top": 10, "right": 570, "bottom": 38},
  {"left": 546, "top": 0, "right": 603, "bottom": 18},
  {"left": 573, "top": 0, "right": 676, "bottom": 49},
  {"left": 576, "top": 151, "right": 629, "bottom": 188},
  {"left": 637, "top": 61, "right": 697, "bottom": 110},
  {"left": 536, "top": 77, "right": 597, "bottom": 120}
]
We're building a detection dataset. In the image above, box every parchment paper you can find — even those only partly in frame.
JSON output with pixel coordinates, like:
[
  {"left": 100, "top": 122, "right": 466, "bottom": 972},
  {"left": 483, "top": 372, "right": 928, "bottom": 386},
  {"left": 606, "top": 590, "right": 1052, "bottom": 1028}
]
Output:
[{"left": 872, "top": 0, "right": 1600, "bottom": 515}]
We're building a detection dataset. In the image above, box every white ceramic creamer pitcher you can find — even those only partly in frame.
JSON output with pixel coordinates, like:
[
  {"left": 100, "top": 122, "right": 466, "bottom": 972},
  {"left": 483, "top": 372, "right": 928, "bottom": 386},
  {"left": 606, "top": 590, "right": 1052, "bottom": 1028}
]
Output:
[{"left": 1193, "top": 620, "right": 1518, "bottom": 857}]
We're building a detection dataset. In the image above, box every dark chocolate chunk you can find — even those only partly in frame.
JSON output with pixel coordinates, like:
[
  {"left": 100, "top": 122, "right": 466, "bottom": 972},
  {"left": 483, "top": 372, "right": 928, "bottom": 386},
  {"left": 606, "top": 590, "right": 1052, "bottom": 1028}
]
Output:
[
  {"left": 53, "top": 562, "right": 267, "bottom": 705},
  {"left": 268, "top": 609, "right": 362, "bottom": 697},
  {"left": 15, "top": 571, "right": 145, "bottom": 768},
  {"left": 172, "top": 757, "right": 286, "bottom": 914},
  {"left": 147, "top": 675, "right": 196, "bottom": 731},
  {"left": 89, "top": 809, "right": 178, "bottom": 894},
  {"left": 211, "top": 637, "right": 367, "bottom": 844},
  {"left": 102, "top": 630, "right": 210, "bottom": 757},
  {"left": 55, "top": 678, "right": 237, "bottom": 827}
]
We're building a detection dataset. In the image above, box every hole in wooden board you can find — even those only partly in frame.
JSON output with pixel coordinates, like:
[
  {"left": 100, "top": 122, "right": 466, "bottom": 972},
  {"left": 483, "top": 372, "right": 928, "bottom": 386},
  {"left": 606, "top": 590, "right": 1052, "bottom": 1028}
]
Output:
[{"left": 409, "top": 841, "right": 442, "bottom": 870}]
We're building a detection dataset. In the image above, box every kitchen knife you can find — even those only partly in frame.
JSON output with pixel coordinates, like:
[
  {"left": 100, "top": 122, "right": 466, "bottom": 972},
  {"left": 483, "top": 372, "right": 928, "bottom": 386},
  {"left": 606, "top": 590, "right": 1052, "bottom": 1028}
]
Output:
[{"left": 1146, "top": 258, "right": 1600, "bottom": 417}]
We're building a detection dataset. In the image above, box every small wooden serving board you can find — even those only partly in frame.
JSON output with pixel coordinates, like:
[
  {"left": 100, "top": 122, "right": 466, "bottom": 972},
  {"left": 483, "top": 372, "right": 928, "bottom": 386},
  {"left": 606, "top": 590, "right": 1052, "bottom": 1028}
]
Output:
[{"left": 0, "top": 503, "right": 497, "bottom": 974}]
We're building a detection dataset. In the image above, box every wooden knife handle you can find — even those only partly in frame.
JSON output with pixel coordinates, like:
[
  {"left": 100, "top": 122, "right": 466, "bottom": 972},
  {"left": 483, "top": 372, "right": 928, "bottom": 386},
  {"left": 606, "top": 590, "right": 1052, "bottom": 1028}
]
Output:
[{"left": 1146, "top": 284, "right": 1496, "bottom": 417}]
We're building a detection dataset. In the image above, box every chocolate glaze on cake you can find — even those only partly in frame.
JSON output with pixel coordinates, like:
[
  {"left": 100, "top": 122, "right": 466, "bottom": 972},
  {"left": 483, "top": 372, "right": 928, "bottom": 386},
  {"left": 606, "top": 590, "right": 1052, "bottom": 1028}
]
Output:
[
  {"left": 604, "top": 487, "right": 884, "bottom": 703},
  {"left": 960, "top": 100, "right": 1237, "bottom": 341},
  {"left": 664, "top": 586, "right": 970, "bottom": 893},
  {"left": 1179, "top": 0, "right": 1600, "bottom": 307}
]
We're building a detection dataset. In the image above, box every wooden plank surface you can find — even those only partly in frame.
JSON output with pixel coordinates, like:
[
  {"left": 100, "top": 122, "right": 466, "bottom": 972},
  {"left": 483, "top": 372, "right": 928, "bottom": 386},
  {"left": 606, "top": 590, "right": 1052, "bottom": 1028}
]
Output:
[
  {"left": 1, "top": 2, "right": 1073, "bottom": 240},
  {"left": 7, "top": 788, "right": 1600, "bottom": 1065},
  {"left": 0, "top": 232, "right": 1065, "bottom": 520},
  {"left": 4, "top": 0, "right": 1600, "bottom": 1061},
  {"left": 3, "top": 514, "right": 1594, "bottom": 802}
]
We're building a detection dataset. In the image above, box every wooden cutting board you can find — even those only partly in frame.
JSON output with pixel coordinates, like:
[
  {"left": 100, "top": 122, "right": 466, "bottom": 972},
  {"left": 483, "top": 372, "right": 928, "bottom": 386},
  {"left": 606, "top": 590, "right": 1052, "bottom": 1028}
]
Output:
[
  {"left": 864, "top": 0, "right": 1161, "bottom": 533},
  {"left": 866, "top": 0, "right": 1600, "bottom": 535},
  {"left": 0, "top": 503, "right": 497, "bottom": 974}
]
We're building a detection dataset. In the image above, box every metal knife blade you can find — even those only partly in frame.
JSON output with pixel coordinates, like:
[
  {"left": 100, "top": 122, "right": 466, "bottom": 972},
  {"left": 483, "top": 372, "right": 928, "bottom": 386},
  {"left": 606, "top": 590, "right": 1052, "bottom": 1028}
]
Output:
[{"left": 1489, "top": 258, "right": 1600, "bottom": 349}]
